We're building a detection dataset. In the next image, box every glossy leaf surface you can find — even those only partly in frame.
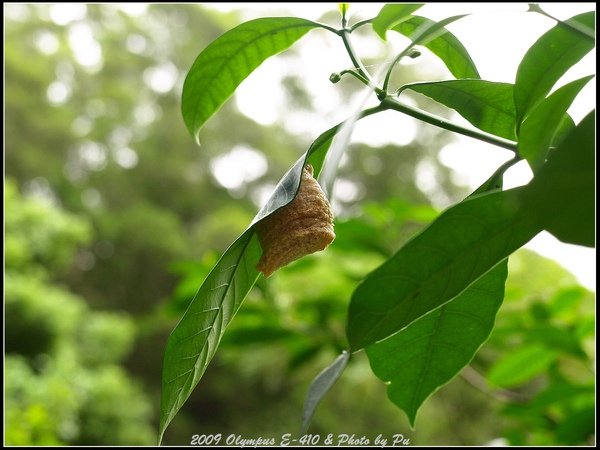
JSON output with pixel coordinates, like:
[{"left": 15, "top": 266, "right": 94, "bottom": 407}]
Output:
[{"left": 182, "top": 17, "right": 321, "bottom": 143}]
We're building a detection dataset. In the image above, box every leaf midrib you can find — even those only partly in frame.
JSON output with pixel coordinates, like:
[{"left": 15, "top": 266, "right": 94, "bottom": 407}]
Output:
[
  {"left": 162, "top": 230, "right": 256, "bottom": 430},
  {"left": 409, "top": 307, "right": 445, "bottom": 416},
  {"left": 408, "top": 82, "right": 515, "bottom": 116}
]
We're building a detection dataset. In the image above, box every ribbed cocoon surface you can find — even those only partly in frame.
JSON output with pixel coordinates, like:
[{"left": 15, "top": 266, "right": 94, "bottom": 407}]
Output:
[{"left": 256, "top": 165, "right": 335, "bottom": 277}]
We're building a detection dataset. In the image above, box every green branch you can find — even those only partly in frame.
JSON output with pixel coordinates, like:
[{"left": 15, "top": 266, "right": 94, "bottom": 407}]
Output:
[
  {"left": 332, "top": 15, "right": 518, "bottom": 153},
  {"left": 381, "top": 97, "right": 518, "bottom": 152},
  {"left": 349, "top": 18, "right": 374, "bottom": 32},
  {"left": 314, "top": 22, "right": 341, "bottom": 35},
  {"left": 340, "top": 69, "right": 370, "bottom": 86},
  {"left": 339, "top": 29, "right": 379, "bottom": 89},
  {"left": 382, "top": 49, "right": 421, "bottom": 95}
]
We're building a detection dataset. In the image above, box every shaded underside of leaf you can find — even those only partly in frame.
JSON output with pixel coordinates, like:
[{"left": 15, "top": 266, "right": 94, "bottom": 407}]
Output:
[
  {"left": 301, "top": 351, "right": 350, "bottom": 434},
  {"left": 517, "top": 75, "right": 593, "bottom": 171},
  {"left": 519, "top": 110, "right": 595, "bottom": 247},
  {"left": 372, "top": 3, "right": 424, "bottom": 40},
  {"left": 367, "top": 261, "right": 508, "bottom": 427},
  {"left": 514, "top": 11, "right": 595, "bottom": 125},
  {"left": 391, "top": 15, "right": 480, "bottom": 79},
  {"left": 402, "top": 79, "right": 517, "bottom": 141},
  {"left": 347, "top": 109, "right": 595, "bottom": 353},
  {"left": 159, "top": 229, "right": 261, "bottom": 443},
  {"left": 362, "top": 165, "right": 512, "bottom": 426},
  {"left": 181, "top": 17, "right": 321, "bottom": 143},
  {"left": 551, "top": 114, "right": 576, "bottom": 149},
  {"left": 346, "top": 186, "right": 540, "bottom": 351},
  {"left": 399, "top": 14, "right": 470, "bottom": 59}
]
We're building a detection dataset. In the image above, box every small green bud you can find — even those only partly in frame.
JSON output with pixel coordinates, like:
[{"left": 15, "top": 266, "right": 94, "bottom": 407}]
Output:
[
  {"left": 329, "top": 72, "right": 342, "bottom": 83},
  {"left": 408, "top": 48, "right": 421, "bottom": 59}
]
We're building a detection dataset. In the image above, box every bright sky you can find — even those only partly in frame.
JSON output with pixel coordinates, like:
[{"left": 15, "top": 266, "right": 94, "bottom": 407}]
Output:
[{"left": 202, "top": 3, "right": 596, "bottom": 291}]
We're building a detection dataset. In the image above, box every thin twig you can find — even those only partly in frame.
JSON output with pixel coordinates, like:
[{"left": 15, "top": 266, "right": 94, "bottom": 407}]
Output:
[{"left": 461, "top": 366, "right": 530, "bottom": 403}]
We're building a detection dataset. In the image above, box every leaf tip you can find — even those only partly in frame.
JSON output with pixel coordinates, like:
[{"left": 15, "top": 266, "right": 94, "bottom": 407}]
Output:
[
  {"left": 300, "top": 351, "right": 350, "bottom": 434},
  {"left": 407, "top": 411, "right": 418, "bottom": 430},
  {"left": 339, "top": 3, "right": 349, "bottom": 17},
  {"left": 374, "top": 27, "right": 388, "bottom": 41}
]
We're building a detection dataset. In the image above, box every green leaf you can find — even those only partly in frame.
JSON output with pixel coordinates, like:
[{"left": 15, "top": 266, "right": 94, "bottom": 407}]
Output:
[
  {"left": 364, "top": 165, "right": 511, "bottom": 426},
  {"left": 347, "top": 123, "right": 595, "bottom": 351},
  {"left": 556, "top": 407, "right": 595, "bottom": 445},
  {"left": 372, "top": 4, "right": 424, "bottom": 40},
  {"left": 525, "top": 324, "right": 587, "bottom": 359},
  {"left": 391, "top": 15, "right": 480, "bottom": 79},
  {"left": 517, "top": 75, "right": 593, "bottom": 171},
  {"left": 181, "top": 17, "right": 321, "bottom": 143},
  {"left": 487, "top": 344, "right": 558, "bottom": 388},
  {"left": 301, "top": 351, "right": 349, "bottom": 434},
  {"left": 333, "top": 218, "right": 390, "bottom": 256},
  {"left": 346, "top": 186, "right": 539, "bottom": 351},
  {"left": 160, "top": 146, "right": 332, "bottom": 443},
  {"left": 469, "top": 157, "right": 516, "bottom": 197},
  {"left": 289, "top": 344, "right": 322, "bottom": 370},
  {"left": 367, "top": 261, "right": 508, "bottom": 427},
  {"left": 548, "top": 286, "right": 587, "bottom": 319},
  {"left": 528, "top": 4, "right": 596, "bottom": 41},
  {"left": 394, "top": 15, "right": 470, "bottom": 65},
  {"left": 519, "top": 110, "right": 595, "bottom": 247},
  {"left": 551, "top": 114, "right": 576, "bottom": 149},
  {"left": 159, "top": 229, "right": 261, "bottom": 443},
  {"left": 401, "top": 80, "right": 517, "bottom": 140},
  {"left": 382, "top": 15, "right": 470, "bottom": 94},
  {"left": 221, "top": 325, "right": 298, "bottom": 346},
  {"left": 159, "top": 108, "right": 366, "bottom": 442},
  {"left": 529, "top": 382, "right": 594, "bottom": 410},
  {"left": 514, "top": 11, "right": 595, "bottom": 125}
]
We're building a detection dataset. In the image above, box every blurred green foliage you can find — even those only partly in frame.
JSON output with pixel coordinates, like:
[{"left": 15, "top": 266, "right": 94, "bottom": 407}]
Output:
[
  {"left": 482, "top": 251, "right": 596, "bottom": 445},
  {"left": 4, "top": 3, "right": 594, "bottom": 446},
  {"left": 5, "top": 179, "right": 154, "bottom": 445}
]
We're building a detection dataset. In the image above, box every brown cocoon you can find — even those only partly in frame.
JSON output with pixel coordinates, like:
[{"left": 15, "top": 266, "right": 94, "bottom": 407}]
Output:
[{"left": 256, "top": 164, "right": 335, "bottom": 277}]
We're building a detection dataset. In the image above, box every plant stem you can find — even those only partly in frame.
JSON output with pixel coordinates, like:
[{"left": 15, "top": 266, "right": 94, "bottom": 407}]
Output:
[
  {"left": 382, "top": 53, "right": 404, "bottom": 95},
  {"left": 338, "top": 69, "right": 373, "bottom": 88},
  {"left": 349, "top": 18, "right": 374, "bottom": 32},
  {"left": 382, "top": 50, "right": 422, "bottom": 95},
  {"left": 340, "top": 4, "right": 350, "bottom": 28},
  {"left": 381, "top": 96, "right": 518, "bottom": 152},
  {"left": 315, "top": 22, "right": 341, "bottom": 35},
  {"left": 497, "top": 154, "right": 523, "bottom": 174},
  {"left": 334, "top": 18, "right": 518, "bottom": 153},
  {"left": 339, "top": 29, "right": 379, "bottom": 89},
  {"left": 461, "top": 366, "right": 529, "bottom": 403}
]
